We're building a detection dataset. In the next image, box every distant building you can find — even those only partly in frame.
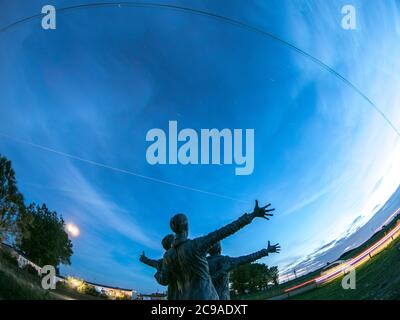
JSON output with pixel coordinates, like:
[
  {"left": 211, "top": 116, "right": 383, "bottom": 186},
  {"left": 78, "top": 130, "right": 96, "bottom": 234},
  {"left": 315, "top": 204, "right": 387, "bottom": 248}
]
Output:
[
  {"left": 86, "top": 281, "right": 135, "bottom": 299},
  {"left": 139, "top": 292, "right": 167, "bottom": 300}
]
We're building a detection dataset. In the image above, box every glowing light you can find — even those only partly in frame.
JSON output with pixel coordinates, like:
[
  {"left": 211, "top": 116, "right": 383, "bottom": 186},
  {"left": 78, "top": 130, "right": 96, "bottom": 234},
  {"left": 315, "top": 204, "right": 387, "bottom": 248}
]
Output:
[
  {"left": 67, "top": 276, "right": 84, "bottom": 288},
  {"left": 66, "top": 223, "right": 80, "bottom": 237}
]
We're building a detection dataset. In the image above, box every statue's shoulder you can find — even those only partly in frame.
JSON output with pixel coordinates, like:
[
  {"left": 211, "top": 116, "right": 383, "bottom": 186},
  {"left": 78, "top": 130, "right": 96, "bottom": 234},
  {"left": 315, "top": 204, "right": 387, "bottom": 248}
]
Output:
[
  {"left": 208, "top": 255, "right": 226, "bottom": 265},
  {"left": 163, "top": 247, "right": 176, "bottom": 262}
]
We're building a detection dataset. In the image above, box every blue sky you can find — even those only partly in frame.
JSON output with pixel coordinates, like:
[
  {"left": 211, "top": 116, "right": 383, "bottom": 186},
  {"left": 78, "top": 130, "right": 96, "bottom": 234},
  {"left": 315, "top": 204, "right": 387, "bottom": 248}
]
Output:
[{"left": 1, "top": 0, "right": 400, "bottom": 292}]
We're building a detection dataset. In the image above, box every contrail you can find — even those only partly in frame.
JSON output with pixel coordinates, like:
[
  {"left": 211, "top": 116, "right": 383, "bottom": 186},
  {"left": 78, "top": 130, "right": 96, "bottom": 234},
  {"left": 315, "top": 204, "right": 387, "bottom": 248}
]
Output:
[
  {"left": 0, "top": 132, "right": 249, "bottom": 203},
  {"left": 1, "top": 2, "right": 399, "bottom": 200},
  {"left": 1, "top": 1, "right": 399, "bottom": 136}
]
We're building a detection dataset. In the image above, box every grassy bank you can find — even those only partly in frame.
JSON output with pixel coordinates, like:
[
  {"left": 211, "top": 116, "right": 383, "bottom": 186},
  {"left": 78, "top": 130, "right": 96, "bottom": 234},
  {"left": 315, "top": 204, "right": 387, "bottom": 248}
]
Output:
[
  {"left": 293, "top": 236, "right": 400, "bottom": 300},
  {"left": 0, "top": 249, "right": 110, "bottom": 300},
  {"left": 237, "top": 215, "right": 400, "bottom": 300},
  {"left": 0, "top": 250, "right": 53, "bottom": 300}
]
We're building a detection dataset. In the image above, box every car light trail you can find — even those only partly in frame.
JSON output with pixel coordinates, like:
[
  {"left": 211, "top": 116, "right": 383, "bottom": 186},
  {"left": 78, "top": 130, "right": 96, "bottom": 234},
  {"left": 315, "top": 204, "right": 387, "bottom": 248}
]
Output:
[{"left": 284, "top": 209, "right": 400, "bottom": 293}]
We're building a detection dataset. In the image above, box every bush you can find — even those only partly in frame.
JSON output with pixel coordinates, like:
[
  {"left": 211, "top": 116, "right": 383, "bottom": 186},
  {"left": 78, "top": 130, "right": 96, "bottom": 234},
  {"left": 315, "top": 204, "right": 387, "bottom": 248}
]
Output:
[
  {"left": 22, "top": 264, "right": 40, "bottom": 277},
  {"left": 0, "top": 269, "right": 51, "bottom": 300},
  {"left": 83, "top": 284, "right": 99, "bottom": 296},
  {"left": 56, "top": 280, "right": 68, "bottom": 290},
  {"left": 0, "top": 249, "right": 19, "bottom": 268}
]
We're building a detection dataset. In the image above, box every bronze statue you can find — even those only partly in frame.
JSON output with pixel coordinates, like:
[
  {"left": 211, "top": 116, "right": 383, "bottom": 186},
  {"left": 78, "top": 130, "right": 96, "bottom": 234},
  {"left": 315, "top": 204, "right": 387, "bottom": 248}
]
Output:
[
  {"left": 139, "top": 234, "right": 178, "bottom": 300},
  {"left": 140, "top": 234, "right": 174, "bottom": 270},
  {"left": 207, "top": 241, "right": 280, "bottom": 299},
  {"left": 155, "top": 200, "right": 275, "bottom": 300}
]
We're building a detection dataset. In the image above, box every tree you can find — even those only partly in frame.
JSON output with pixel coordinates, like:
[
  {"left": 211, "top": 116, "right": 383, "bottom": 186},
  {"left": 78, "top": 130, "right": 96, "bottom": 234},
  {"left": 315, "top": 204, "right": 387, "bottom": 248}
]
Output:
[
  {"left": 18, "top": 203, "right": 73, "bottom": 267},
  {"left": 230, "top": 262, "right": 279, "bottom": 295},
  {"left": 269, "top": 266, "right": 279, "bottom": 286},
  {"left": 230, "top": 262, "right": 252, "bottom": 295},
  {"left": 0, "top": 155, "right": 32, "bottom": 243}
]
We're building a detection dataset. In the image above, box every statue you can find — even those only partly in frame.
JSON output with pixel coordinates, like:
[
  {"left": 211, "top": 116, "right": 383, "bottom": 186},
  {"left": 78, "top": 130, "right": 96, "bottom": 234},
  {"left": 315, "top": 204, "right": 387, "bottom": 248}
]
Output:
[
  {"left": 155, "top": 200, "right": 275, "bottom": 300},
  {"left": 139, "top": 234, "right": 178, "bottom": 300},
  {"left": 207, "top": 240, "right": 280, "bottom": 300},
  {"left": 140, "top": 234, "right": 174, "bottom": 270}
]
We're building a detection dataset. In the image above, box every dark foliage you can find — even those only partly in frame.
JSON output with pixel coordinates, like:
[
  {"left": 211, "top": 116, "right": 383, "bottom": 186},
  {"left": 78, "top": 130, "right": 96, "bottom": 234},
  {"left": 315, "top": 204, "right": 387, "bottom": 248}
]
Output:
[
  {"left": 0, "top": 155, "right": 32, "bottom": 243},
  {"left": 230, "top": 262, "right": 279, "bottom": 295},
  {"left": 18, "top": 203, "right": 73, "bottom": 267}
]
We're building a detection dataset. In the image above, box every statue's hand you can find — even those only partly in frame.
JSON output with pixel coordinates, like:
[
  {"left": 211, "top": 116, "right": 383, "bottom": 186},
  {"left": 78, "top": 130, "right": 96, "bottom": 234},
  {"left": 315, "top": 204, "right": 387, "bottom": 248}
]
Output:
[
  {"left": 139, "top": 250, "right": 146, "bottom": 262},
  {"left": 251, "top": 200, "right": 275, "bottom": 219},
  {"left": 267, "top": 241, "right": 280, "bottom": 254}
]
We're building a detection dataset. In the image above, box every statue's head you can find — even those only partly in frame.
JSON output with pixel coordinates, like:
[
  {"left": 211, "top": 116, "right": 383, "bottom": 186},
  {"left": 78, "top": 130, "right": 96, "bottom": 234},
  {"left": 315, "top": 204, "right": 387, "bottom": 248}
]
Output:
[
  {"left": 161, "top": 234, "right": 175, "bottom": 251},
  {"left": 170, "top": 213, "right": 189, "bottom": 238},
  {"left": 208, "top": 241, "right": 222, "bottom": 256}
]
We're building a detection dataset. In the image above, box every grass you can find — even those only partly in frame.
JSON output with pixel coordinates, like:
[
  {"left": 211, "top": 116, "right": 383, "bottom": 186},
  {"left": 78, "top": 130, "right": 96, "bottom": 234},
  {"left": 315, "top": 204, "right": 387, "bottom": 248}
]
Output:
[
  {"left": 0, "top": 251, "right": 53, "bottom": 300},
  {"left": 293, "top": 236, "right": 400, "bottom": 300},
  {"left": 0, "top": 269, "right": 53, "bottom": 300},
  {"left": 237, "top": 216, "right": 400, "bottom": 300},
  {"left": 0, "top": 248, "right": 104, "bottom": 300}
]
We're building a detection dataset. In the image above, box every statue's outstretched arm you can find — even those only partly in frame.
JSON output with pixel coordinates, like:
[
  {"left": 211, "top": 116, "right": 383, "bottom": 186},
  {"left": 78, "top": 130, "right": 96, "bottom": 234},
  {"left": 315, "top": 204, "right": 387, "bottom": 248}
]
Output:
[
  {"left": 214, "top": 242, "right": 280, "bottom": 277},
  {"left": 139, "top": 251, "right": 161, "bottom": 269},
  {"left": 228, "top": 249, "right": 269, "bottom": 270},
  {"left": 229, "top": 242, "right": 280, "bottom": 269},
  {"left": 196, "top": 200, "right": 275, "bottom": 254}
]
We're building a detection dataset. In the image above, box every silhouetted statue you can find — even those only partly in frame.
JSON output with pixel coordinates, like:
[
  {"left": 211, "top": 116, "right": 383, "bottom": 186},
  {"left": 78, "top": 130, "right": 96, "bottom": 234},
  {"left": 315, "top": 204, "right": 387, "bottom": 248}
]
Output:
[
  {"left": 140, "top": 234, "right": 174, "bottom": 270},
  {"left": 207, "top": 241, "right": 280, "bottom": 300},
  {"left": 156, "top": 200, "right": 275, "bottom": 300},
  {"left": 139, "top": 234, "right": 178, "bottom": 300}
]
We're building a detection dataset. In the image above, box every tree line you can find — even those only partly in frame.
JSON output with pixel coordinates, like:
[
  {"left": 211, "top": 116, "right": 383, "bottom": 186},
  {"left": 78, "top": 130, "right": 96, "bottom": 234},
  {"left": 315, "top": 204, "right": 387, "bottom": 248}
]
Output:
[
  {"left": 230, "top": 263, "right": 279, "bottom": 296},
  {"left": 0, "top": 154, "right": 73, "bottom": 269}
]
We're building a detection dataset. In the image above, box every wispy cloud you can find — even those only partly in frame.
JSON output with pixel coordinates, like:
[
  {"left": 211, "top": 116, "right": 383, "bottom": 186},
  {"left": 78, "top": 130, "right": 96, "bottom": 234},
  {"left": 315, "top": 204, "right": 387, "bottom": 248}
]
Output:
[{"left": 54, "top": 162, "right": 159, "bottom": 249}]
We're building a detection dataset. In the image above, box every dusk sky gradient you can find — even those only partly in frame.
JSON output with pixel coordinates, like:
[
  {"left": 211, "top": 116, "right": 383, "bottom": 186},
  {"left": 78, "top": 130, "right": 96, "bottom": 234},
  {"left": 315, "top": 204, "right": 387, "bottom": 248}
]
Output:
[{"left": 1, "top": 0, "right": 400, "bottom": 292}]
